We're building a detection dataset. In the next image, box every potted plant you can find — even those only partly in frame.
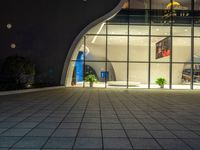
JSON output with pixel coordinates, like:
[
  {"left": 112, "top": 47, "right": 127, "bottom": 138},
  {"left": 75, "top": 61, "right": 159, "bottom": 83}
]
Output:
[
  {"left": 85, "top": 74, "right": 97, "bottom": 87},
  {"left": 155, "top": 77, "right": 167, "bottom": 88}
]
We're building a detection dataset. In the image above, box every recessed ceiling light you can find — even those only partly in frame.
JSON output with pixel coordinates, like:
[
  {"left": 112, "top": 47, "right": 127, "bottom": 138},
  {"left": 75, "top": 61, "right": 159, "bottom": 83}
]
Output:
[
  {"left": 7, "top": 24, "right": 12, "bottom": 29},
  {"left": 184, "top": 29, "right": 188, "bottom": 32}
]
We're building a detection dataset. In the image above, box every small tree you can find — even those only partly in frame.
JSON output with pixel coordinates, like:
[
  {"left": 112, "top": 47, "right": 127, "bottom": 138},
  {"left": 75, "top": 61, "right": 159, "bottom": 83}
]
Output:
[
  {"left": 1, "top": 55, "right": 36, "bottom": 89},
  {"left": 155, "top": 77, "right": 167, "bottom": 88}
]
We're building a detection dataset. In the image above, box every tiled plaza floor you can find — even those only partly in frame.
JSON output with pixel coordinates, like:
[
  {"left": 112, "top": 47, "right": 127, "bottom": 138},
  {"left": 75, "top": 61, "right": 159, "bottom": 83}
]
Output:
[{"left": 0, "top": 88, "right": 200, "bottom": 150}]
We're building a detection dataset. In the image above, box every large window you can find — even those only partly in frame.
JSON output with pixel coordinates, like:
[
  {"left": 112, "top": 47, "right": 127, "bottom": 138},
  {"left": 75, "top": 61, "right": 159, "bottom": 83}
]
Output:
[{"left": 67, "top": 0, "right": 200, "bottom": 89}]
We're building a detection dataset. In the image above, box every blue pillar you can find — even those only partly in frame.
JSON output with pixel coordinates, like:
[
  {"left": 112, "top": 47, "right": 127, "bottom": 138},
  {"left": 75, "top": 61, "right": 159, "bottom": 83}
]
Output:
[{"left": 75, "top": 52, "right": 84, "bottom": 82}]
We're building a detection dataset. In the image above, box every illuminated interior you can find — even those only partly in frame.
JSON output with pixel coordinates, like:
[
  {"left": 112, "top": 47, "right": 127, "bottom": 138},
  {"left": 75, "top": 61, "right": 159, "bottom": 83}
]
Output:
[{"left": 66, "top": 0, "right": 200, "bottom": 89}]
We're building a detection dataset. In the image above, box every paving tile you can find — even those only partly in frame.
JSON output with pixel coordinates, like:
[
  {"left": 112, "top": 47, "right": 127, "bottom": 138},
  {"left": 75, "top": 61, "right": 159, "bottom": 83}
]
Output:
[
  {"left": 122, "top": 123, "right": 144, "bottom": 130},
  {"left": 44, "top": 137, "right": 74, "bottom": 149},
  {"left": 13, "top": 137, "right": 48, "bottom": 149},
  {"left": 157, "top": 139, "right": 192, "bottom": 150},
  {"left": 59, "top": 123, "right": 80, "bottom": 129},
  {"left": 15, "top": 122, "right": 39, "bottom": 129},
  {"left": 184, "top": 139, "right": 200, "bottom": 150},
  {"left": 104, "top": 137, "right": 132, "bottom": 149},
  {"left": 74, "top": 138, "right": 102, "bottom": 149},
  {"left": 0, "top": 137, "right": 20, "bottom": 148},
  {"left": 103, "top": 130, "right": 126, "bottom": 137},
  {"left": 52, "top": 129, "right": 78, "bottom": 137},
  {"left": 1, "top": 128, "right": 31, "bottom": 136},
  {"left": 126, "top": 130, "right": 152, "bottom": 138},
  {"left": 102, "top": 123, "right": 123, "bottom": 129},
  {"left": 131, "top": 138, "right": 162, "bottom": 149},
  {"left": 27, "top": 128, "right": 54, "bottom": 136},
  {"left": 150, "top": 130, "right": 177, "bottom": 138},
  {"left": 0, "top": 129, "right": 7, "bottom": 134},
  {"left": 78, "top": 129, "right": 101, "bottom": 137},
  {"left": 37, "top": 122, "right": 59, "bottom": 129},
  {"left": 172, "top": 131, "right": 200, "bottom": 138},
  {"left": 80, "top": 123, "right": 101, "bottom": 129},
  {"left": 0, "top": 122, "right": 17, "bottom": 129}
]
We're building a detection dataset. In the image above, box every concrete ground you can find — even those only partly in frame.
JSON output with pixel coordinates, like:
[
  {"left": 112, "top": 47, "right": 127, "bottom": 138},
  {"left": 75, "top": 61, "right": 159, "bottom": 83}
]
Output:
[{"left": 0, "top": 88, "right": 200, "bottom": 150}]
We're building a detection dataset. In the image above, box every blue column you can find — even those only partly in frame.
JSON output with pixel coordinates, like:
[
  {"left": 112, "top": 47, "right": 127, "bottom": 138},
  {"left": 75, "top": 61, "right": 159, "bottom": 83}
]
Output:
[{"left": 75, "top": 52, "right": 84, "bottom": 82}]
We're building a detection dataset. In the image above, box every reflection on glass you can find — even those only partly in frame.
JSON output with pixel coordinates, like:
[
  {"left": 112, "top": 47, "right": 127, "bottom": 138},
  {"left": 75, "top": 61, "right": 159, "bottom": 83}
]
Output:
[
  {"left": 84, "top": 62, "right": 105, "bottom": 88},
  {"left": 151, "top": 63, "right": 170, "bottom": 89},
  {"left": 107, "top": 24, "right": 128, "bottom": 35},
  {"left": 129, "top": 63, "right": 148, "bottom": 88},
  {"left": 130, "top": 25, "right": 149, "bottom": 35},
  {"left": 173, "top": 37, "right": 191, "bottom": 62},
  {"left": 129, "top": 9, "right": 149, "bottom": 24},
  {"left": 194, "top": 38, "right": 200, "bottom": 63},
  {"left": 151, "top": 0, "right": 170, "bottom": 10},
  {"left": 85, "top": 35, "right": 106, "bottom": 61},
  {"left": 107, "top": 36, "right": 127, "bottom": 61},
  {"left": 194, "top": 27, "right": 200, "bottom": 36},
  {"left": 107, "top": 63, "right": 127, "bottom": 88},
  {"left": 172, "top": 64, "right": 191, "bottom": 89},
  {"left": 193, "top": 64, "right": 200, "bottom": 89},
  {"left": 151, "top": 26, "right": 170, "bottom": 36},
  {"left": 173, "top": 27, "right": 191, "bottom": 36},
  {"left": 130, "top": 0, "right": 149, "bottom": 9},
  {"left": 129, "top": 37, "right": 149, "bottom": 61},
  {"left": 87, "top": 22, "right": 106, "bottom": 35}
]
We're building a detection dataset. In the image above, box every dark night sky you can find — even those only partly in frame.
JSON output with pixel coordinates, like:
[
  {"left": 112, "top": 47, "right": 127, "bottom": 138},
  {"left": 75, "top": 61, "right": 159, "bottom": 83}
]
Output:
[{"left": 0, "top": 0, "right": 119, "bottom": 85}]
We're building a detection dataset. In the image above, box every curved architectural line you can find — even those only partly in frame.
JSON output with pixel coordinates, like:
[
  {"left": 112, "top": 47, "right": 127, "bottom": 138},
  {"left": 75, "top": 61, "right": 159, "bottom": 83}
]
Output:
[{"left": 60, "top": 0, "right": 126, "bottom": 86}]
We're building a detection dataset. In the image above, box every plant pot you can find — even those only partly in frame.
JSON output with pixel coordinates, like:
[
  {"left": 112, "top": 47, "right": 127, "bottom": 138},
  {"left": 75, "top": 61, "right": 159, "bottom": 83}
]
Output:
[
  {"left": 160, "top": 85, "right": 164, "bottom": 88},
  {"left": 90, "top": 82, "right": 93, "bottom": 88}
]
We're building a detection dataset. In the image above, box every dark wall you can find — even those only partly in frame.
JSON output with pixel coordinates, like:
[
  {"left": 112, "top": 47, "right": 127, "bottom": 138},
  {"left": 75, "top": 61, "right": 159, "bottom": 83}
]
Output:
[{"left": 0, "top": 0, "right": 119, "bottom": 86}]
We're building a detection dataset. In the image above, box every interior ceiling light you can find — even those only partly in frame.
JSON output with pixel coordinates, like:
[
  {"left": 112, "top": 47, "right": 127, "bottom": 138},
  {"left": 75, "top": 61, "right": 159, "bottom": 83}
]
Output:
[{"left": 91, "top": 22, "right": 105, "bottom": 44}]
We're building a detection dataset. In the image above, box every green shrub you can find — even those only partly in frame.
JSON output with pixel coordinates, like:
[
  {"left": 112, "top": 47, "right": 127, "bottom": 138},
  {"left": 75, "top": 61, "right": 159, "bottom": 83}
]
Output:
[
  {"left": 0, "top": 55, "right": 36, "bottom": 89},
  {"left": 85, "top": 74, "right": 97, "bottom": 83},
  {"left": 155, "top": 77, "right": 167, "bottom": 88}
]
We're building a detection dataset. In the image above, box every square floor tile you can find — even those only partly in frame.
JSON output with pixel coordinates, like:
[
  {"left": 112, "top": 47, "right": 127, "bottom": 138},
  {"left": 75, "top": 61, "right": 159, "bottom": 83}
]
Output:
[
  {"left": 59, "top": 123, "right": 80, "bottom": 129},
  {"left": 0, "top": 137, "right": 20, "bottom": 148},
  {"left": 13, "top": 137, "right": 48, "bottom": 149},
  {"left": 102, "top": 123, "right": 123, "bottom": 130},
  {"left": 104, "top": 138, "right": 132, "bottom": 149},
  {"left": 44, "top": 137, "right": 74, "bottom": 149},
  {"left": 27, "top": 128, "right": 54, "bottom": 137},
  {"left": 1, "top": 129, "right": 30, "bottom": 137},
  {"left": 52, "top": 129, "right": 78, "bottom": 137},
  {"left": 172, "top": 131, "right": 200, "bottom": 138},
  {"left": 131, "top": 138, "right": 162, "bottom": 149},
  {"left": 157, "top": 139, "right": 192, "bottom": 150},
  {"left": 150, "top": 130, "right": 177, "bottom": 138},
  {"left": 74, "top": 138, "right": 102, "bottom": 149},
  {"left": 78, "top": 129, "right": 101, "bottom": 138},
  {"left": 126, "top": 130, "right": 152, "bottom": 138},
  {"left": 15, "top": 122, "right": 39, "bottom": 129},
  {"left": 103, "top": 130, "right": 126, "bottom": 137},
  {"left": 184, "top": 139, "right": 200, "bottom": 150},
  {"left": 80, "top": 123, "right": 101, "bottom": 129}
]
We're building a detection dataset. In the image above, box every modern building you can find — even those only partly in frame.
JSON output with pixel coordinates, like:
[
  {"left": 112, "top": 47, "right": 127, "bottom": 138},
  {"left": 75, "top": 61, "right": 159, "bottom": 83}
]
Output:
[
  {"left": 1, "top": 0, "right": 200, "bottom": 89},
  {"left": 63, "top": 0, "right": 200, "bottom": 89}
]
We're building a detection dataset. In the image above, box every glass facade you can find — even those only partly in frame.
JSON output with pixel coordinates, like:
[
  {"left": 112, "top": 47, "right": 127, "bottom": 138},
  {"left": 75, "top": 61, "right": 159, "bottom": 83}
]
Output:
[{"left": 68, "top": 0, "right": 200, "bottom": 89}]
